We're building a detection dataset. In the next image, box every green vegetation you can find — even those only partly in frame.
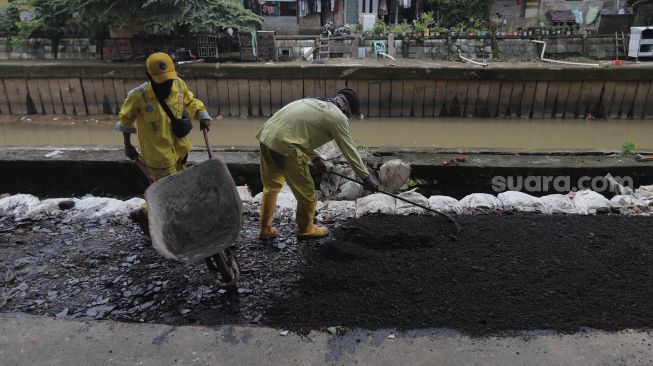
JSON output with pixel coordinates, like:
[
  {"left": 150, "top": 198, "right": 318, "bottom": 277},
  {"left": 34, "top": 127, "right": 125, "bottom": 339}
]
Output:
[
  {"left": 425, "top": 0, "right": 492, "bottom": 28},
  {"left": 2, "top": 0, "right": 262, "bottom": 45},
  {"left": 622, "top": 141, "right": 636, "bottom": 155},
  {"left": 413, "top": 22, "right": 428, "bottom": 35},
  {"left": 407, "top": 178, "right": 428, "bottom": 189},
  {"left": 0, "top": 4, "right": 20, "bottom": 32},
  {"left": 392, "top": 21, "right": 412, "bottom": 37},
  {"left": 373, "top": 21, "right": 386, "bottom": 37}
]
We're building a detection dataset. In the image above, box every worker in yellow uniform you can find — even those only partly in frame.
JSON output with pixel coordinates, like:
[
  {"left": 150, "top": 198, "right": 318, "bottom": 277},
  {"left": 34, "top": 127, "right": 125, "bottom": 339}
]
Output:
[
  {"left": 115, "top": 52, "right": 212, "bottom": 232},
  {"left": 256, "top": 89, "right": 380, "bottom": 240}
]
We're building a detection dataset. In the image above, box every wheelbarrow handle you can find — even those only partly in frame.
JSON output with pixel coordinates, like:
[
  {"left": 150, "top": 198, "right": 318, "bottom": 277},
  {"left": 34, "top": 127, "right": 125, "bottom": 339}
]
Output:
[
  {"left": 133, "top": 156, "right": 155, "bottom": 184},
  {"left": 202, "top": 128, "right": 213, "bottom": 160}
]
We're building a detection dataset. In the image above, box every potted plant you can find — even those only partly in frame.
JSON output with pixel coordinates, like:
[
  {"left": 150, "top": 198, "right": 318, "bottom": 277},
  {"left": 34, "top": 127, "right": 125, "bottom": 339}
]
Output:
[
  {"left": 420, "top": 12, "right": 435, "bottom": 37},
  {"left": 373, "top": 21, "right": 387, "bottom": 38},
  {"left": 414, "top": 22, "right": 429, "bottom": 38},
  {"left": 393, "top": 21, "right": 411, "bottom": 39}
]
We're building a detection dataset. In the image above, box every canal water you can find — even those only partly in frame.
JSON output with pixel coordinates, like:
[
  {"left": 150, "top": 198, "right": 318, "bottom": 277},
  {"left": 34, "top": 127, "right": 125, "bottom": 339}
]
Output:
[{"left": 1, "top": 115, "right": 652, "bottom": 152}]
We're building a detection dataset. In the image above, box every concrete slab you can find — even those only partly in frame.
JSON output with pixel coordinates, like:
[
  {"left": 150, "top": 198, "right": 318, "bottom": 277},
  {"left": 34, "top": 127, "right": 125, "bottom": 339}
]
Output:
[{"left": 0, "top": 314, "right": 651, "bottom": 365}]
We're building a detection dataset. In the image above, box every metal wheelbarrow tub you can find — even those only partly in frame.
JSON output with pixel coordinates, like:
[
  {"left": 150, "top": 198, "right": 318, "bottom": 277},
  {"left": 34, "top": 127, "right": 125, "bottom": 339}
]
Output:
[{"left": 145, "top": 159, "right": 243, "bottom": 264}]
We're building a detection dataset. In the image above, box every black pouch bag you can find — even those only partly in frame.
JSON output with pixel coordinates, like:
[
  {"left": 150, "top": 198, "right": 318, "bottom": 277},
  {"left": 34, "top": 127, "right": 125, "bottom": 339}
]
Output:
[{"left": 157, "top": 97, "right": 193, "bottom": 138}]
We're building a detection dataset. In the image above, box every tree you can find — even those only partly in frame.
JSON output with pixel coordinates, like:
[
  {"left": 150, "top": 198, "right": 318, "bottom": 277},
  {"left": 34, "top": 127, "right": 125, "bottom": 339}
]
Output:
[
  {"left": 425, "top": 0, "right": 493, "bottom": 28},
  {"left": 1, "top": 0, "right": 71, "bottom": 47},
  {"left": 2, "top": 0, "right": 262, "bottom": 44},
  {"left": 60, "top": 0, "right": 262, "bottom": 35},
  {"left": 0, "top": 3, "right": 20, "bottom": 32}
]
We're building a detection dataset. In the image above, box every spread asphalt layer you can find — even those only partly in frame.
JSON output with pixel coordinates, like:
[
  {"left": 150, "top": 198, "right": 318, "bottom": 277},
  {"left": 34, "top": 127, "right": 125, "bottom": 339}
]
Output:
[{"left": 2, "top": 210, "right": 653, "bottom": 337}]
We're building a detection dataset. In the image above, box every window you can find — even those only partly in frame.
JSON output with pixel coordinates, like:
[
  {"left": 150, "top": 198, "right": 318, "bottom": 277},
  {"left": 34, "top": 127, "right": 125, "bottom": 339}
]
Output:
[{"left": 262, "top": 0, "right": 297, "bottom": 16}]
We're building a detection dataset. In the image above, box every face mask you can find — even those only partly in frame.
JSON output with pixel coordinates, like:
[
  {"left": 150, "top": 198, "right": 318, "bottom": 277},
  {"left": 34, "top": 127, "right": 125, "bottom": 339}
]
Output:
[{"left": 147, "top": 74, "right": 174, "bottom": 100}]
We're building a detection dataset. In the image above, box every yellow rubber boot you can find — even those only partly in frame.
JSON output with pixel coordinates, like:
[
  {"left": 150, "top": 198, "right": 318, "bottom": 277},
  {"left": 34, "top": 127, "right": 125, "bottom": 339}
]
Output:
[
  {"left": 296, "top": 200, "right": 329, "bottom": 239},
  {"left": 259, "top": 192, "right": 278, "bottom": 240}
]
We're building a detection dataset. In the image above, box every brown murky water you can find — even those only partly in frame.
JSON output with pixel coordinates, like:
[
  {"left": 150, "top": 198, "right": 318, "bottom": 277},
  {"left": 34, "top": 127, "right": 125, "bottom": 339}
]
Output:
[{"left": 1, "top": 115, "right": 651, "bottom": 151}]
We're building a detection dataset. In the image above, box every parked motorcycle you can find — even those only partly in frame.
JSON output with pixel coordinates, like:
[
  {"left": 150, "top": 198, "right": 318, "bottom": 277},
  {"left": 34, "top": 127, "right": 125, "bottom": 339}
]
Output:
[{"left": 322, "top": 21, "right": 351, "bottom": 37}]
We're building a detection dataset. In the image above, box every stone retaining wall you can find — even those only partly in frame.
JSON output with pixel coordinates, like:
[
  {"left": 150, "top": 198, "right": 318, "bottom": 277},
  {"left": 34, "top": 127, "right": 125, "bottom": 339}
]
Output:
[
  {"left": 0, "top": 38, "right": 98, "bottom": 60},
  {"left": 0, "top": 35, "right": 625, "bottom": 61}
]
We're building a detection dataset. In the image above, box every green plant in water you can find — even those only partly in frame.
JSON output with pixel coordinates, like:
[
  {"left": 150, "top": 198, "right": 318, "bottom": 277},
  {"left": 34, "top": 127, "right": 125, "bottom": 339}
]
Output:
[{"left": 622, "top": 141, "right": 636, "bottom": 155}]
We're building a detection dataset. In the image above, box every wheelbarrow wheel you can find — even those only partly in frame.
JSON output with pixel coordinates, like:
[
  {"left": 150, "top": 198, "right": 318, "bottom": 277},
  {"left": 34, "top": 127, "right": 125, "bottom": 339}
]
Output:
[
  {"left": 205, "top": 247, "right": 240, "bottom": 289},
  {"left": 205, "top": 248, "right": 241, "bottom": 313}
]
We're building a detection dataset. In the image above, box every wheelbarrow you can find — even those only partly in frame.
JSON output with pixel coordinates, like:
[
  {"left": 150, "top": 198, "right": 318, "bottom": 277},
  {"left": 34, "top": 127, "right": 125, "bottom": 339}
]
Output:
[{"left": 144, "top": 129, "right": 242, "bottom": 291}]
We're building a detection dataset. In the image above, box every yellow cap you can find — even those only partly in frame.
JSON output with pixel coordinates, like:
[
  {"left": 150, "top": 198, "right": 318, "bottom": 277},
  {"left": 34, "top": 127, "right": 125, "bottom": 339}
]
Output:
[{"left": 146, "top": 52, "right": 177, "bottom": 83}]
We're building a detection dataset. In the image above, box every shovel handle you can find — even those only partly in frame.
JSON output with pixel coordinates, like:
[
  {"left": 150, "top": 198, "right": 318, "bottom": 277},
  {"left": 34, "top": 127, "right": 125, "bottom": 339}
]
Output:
[
  {"left": 202, "top": 128, "right": 213, "bottom": 160},
  {"left": 327, "top": 169, "right": 461, "bottom": 234}
]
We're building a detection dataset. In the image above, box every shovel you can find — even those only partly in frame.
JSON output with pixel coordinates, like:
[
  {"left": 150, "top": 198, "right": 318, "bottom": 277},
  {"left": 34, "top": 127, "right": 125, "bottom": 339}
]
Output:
[{"left": 327, "top": 169, "right": 461, "bottom": 234}]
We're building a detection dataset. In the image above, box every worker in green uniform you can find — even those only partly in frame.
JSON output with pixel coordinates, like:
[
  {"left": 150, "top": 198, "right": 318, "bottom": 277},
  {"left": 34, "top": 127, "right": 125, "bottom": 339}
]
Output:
[{"left": 256, "top": 89, "right": 379, "bottom": 240}]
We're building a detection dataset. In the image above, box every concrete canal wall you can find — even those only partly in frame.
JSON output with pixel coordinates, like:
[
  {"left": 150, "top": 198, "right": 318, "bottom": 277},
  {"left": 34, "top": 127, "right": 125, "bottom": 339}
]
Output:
[
  {"left": 0, "top": 62, "right": 652, "bottom": 119},
  {"left": 3, "top": 147, "right": 653, "bottom": 199}
]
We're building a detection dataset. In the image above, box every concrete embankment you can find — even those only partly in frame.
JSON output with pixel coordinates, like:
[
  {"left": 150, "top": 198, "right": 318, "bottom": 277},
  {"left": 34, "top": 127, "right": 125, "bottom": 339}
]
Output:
[
  {"left": 1, "top": 60, "right": 653, "bottom": 119},
  {"left": 2, "top": 147, "right": 652, "bottom": 198}
]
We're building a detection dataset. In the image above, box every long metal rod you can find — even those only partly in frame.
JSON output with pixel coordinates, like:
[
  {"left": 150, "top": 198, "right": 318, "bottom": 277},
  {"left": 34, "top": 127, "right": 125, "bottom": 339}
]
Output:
[{"left": 328, "top": 169, "right": 461, "bottom": 233}]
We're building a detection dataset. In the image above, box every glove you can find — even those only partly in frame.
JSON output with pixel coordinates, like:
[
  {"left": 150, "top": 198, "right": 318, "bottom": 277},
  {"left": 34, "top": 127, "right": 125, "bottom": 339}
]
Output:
[
  {"left": 200, "top": 118, "right": 211, "bottom": 131},
  {"left": 311, "top": 157, "right": 328, "bottom": 173},
  {"left": 362, "top": 174, "right": 380, "bottom": 192},
  {"left": 125, "top": 144, "right": 139, "bottom": 160}
]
